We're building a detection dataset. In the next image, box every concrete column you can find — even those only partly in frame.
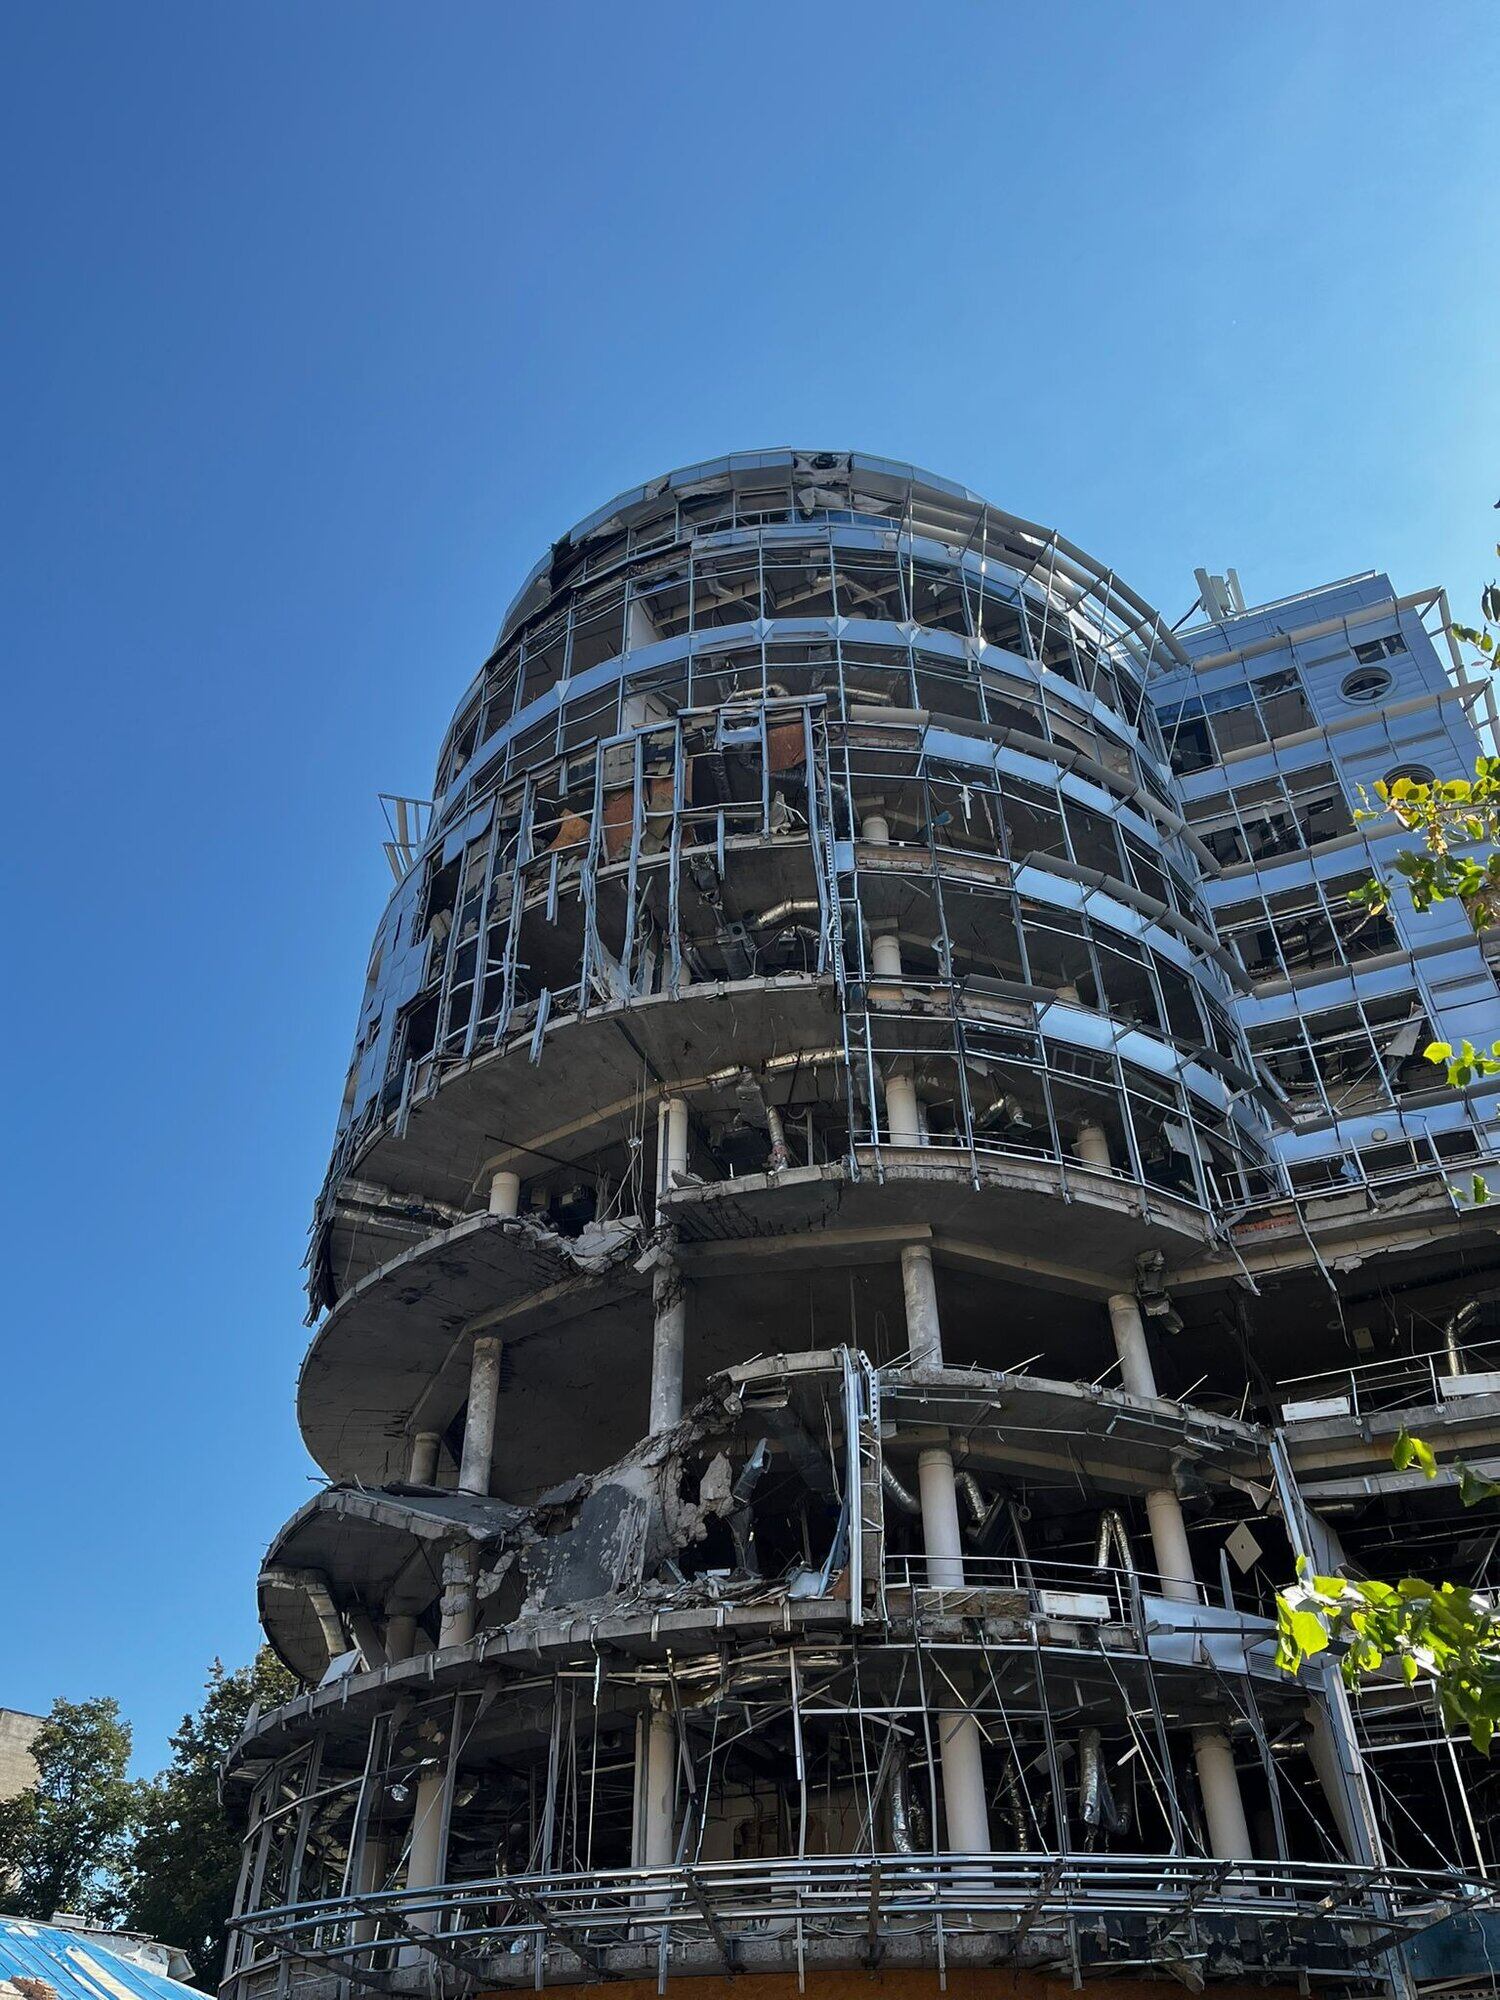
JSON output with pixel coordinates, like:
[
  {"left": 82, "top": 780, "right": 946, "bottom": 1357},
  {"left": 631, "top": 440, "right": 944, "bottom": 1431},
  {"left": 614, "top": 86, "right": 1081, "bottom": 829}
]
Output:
[
  {"left": 915, "top": 1450, "right": 991, "bottom": 1851},
  {"left": 407, "top": 1431, "right": 441, "bottom": 1487},
  {"left": 488, "top": 1169, "right": 521, "bottom": 1218},
  {"left": 1105, "top": 1292, "right": 1255, "bottom": 1861},
  {"left": 898, "top": 1215, "right": 990, "bottom": 1856},
  {"left": 656, "top": 1095, "right": 689, "bottom": 1218},
  {"left": 917, "top": 1446, "right": 965, "bottom": 1588},
  {"left": 901, "top": 1242, "right": 943, "bottom": 1370},
  {"left": 436, "top": 1546, "right": 476, "bottom": 1650},
  {"left": 861, "top": 811, "right": 891, "bottom": 845},
  {"left": 648, "top": 1255, "right": 687, "bottom": 1434},
  {"left": 870, "top": 924, "right": 904, "bottom": 1008},
  {"left": 405, "top": 1769, "right": 448, "bottom": 1916},
  {"left": 1106, "top": 1294, "right": 1198, "bottom": 1599},
  {"left": 389, "top": 1425, "right": 438, "bottom": 1665},
  {"left": 458, "top": 1336, "right": 502, "bottom": 1497},
  {"left": 635, "top": 1696, "right": 676, "bottom": 1869},
  {"left": 402, "top": 1565, "right": 473, "bottom": 1926},
  {"left": 351, "top": 1834, "right": 389, "bottom": 1943},
  {"left": 1191, "top": 1727, "right": 1255, "bottom": 1861},
  {"left": 1144, "top": 1488, "right": 1199, "bottom": 1604},
  {"left": 1106, "top": 1290, "right": 1156, "bottom": 1401},
  {"left": 884, "top": 1066, "right": 922, "bottom": 1147},
  {"left": 385, "top": 1614, "right": 417, "bottom": 1664},
  {"left": 1075, "top": 1117, "right": 1114, "bottom": 1172},
  {"left": 648, "top": 1095, "right": 691, "bottom": 1437}
]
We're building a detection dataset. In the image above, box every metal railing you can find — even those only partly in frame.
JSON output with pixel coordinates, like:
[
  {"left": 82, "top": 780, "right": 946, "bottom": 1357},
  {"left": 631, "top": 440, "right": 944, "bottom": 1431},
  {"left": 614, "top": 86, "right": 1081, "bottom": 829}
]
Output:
[
  {"left": 1279, "top": 1337, "right": 1500, "bottom": 1422},
  {"left": 228, "top": 1852, "right": 1488, "bottom": 1994},
  {"left": 883, "top": 1553, "right": 1210, "bottom": 1619}
]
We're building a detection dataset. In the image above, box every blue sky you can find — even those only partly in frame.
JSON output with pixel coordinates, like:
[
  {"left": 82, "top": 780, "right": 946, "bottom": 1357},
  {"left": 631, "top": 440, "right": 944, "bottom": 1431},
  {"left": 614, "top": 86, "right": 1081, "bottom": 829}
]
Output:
[{"left": 3, "top": 1, "right": 1496, "bottom": 1774}]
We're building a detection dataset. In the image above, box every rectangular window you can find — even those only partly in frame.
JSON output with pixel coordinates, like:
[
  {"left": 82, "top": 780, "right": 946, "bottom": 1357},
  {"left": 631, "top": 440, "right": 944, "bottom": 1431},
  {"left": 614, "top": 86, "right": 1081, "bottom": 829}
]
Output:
[{"left": 1352, "top": 633, "right": 1408, "bottom": 665}]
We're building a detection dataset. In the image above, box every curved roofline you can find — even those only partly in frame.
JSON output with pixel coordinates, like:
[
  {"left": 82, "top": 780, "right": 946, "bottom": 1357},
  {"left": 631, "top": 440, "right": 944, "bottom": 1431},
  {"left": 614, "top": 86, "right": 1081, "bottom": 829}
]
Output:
[{"left": 492, "top": 447, "right": 1189, "bottom": 668}]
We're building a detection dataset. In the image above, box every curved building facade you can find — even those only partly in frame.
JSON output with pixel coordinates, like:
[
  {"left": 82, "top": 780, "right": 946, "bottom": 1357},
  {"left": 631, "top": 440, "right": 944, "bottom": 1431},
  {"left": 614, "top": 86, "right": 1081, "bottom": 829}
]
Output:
[{"left": 225, "top": 453, "right": 1500, "bottom": 2000}]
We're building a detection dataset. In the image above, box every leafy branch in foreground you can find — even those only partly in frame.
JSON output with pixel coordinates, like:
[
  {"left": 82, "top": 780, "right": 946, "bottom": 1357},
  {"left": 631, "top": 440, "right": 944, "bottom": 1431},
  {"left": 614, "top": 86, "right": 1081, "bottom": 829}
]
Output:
[
  {"left": 1350, "top": 762, "right": 1500, "bottom": 932},
  {"left": 1276, "top": 1431, "right": 1500, "bottom": 1750},
  {"left": 1349, "top": 565, "right": 1500, "bottom": 950}
]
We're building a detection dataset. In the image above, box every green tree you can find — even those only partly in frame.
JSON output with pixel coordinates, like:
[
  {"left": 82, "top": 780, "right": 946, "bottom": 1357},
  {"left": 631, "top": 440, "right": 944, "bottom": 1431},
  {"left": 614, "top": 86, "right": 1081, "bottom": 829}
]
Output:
[
  {"left": 123, "top": 1649, "right": 297, "bottom": 1988},
  {"left": 0, "top": 1696, "right": 138, "bottom": 1922}
]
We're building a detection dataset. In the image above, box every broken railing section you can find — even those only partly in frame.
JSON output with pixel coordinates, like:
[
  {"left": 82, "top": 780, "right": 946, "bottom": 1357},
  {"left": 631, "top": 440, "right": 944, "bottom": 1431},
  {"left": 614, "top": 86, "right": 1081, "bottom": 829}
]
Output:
[
  {"left": 230, "top": 1852, "right": 1472, "bottom": 1994},
  {"left": 261, "top": 1359, "right": 865, "bottom": 1682},
  {"left": 379, "top": 794, "right": 432, "bottom": 884}
]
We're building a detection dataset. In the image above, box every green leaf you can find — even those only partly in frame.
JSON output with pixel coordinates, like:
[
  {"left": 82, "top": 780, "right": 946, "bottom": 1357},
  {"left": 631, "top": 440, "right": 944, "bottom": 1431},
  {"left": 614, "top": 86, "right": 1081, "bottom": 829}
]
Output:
[
  {"left": 1458, "top": 1462, "right": 1500, "bottom": 1507},
  {"left": 1288, "top": 1608, "right": 1330, "bottom": 1659},
  {"left": 1393, "top": 1429, "right": 1438, "bottom": 1478}
]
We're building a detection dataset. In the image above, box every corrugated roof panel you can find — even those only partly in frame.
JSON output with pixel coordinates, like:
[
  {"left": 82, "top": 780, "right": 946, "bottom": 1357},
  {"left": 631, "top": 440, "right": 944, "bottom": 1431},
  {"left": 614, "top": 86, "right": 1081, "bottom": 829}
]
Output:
[{"left": 0, "top": 1922, "right": 200, "bottom": 2000}]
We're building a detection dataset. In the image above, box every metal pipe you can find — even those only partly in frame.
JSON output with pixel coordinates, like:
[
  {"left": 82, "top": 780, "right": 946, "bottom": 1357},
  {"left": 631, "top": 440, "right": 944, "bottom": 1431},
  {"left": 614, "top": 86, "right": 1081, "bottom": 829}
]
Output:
[
  {"left": 752, "top": 898, "right": 822, "bottom": 929},
  {"left": 1093, "top": 1509, "right": 1135, "bottom": 1574},
  {"left": 1445, "top": 1299, "right": 1480, "bottom": 1378},
  {"left": 763, "top": 1099, "right": 791, "bottom": 1172},
  {"left": 1078, "top": 1726, "right": 1104, "bottom": 1840},
  {"left": 955, "top": 1470, "right": 988, "bottom": 1525},
  {"left": 888, "top": 1759, "right": 916, "bottom": 1854},
  {"left": 881, "top": 1461, "right": 923, "bottom": 1516},
  {"left": 1000, "top": 1759, "right": 1030, "bottom": 1852}
]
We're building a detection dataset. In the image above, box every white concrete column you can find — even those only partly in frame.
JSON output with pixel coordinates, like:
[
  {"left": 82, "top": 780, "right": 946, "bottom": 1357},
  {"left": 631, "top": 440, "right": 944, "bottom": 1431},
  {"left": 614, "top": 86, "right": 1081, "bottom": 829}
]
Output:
[
  {"left": 905, "top": 1198, "right": 989, "bottom": 1859},
  {"left": 1106, "top": 1294, "right": 1196, "bottom": 1599},
  {"left": 1105, "top": 1293, "right": 1255, "bottom": 1860},
  {"left": 648, "top": 1256, "right": 687, "bottom": 1434},
  {"left": 1075, "top": 1117, "right": 1114, "bottom": 1172},
  {"left": 915, "top": 1448, "right": 991, "bottom": 1853},
  {"left": 917, "top": 1447, "right": 965, "bottom": 1587},
  {"left": 870, "top": 924, "right": 904, "bottom": 1008},
  {"left": 407, "top": 1430, "right": 441, "bottom": 1486},
  {"left": 1191, "top": 1727, "right": 1255, "bottom": 1861},
  {"left": 1106, "top": 1290, "right": 1156, "bottom": 1400},
  {"left": 901, "top": 1242, "right": 943, "bottom": 1370},
  {"left": 458, "top": 1336, "right": 502, "bottom": 1497},
  {"left": 861, "top": 811, "right": 891, "bottom": 845},
  {"left": 648, "top": 1094, "right": 691, "bottom": 1436},
  {"left": 884, "top": 1066, "right": 922, "bottom": 1147},
  {"left": 1144, "top": 1488, "right": 1199, "bottom": 1605},
  {"left": 635, "top": 1696, "right": 677, "bottom": 1869},
  {"left": 488, "top": 1169, "right": 521, "bottom": 1218},
  {"left": 656, "top": 1095, "right": 689, "bottom": 1218}
]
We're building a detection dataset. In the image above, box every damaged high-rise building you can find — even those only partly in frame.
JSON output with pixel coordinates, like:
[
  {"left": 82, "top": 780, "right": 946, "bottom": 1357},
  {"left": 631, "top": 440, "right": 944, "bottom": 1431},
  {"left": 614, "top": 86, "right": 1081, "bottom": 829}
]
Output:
[{"left": 225, "top": 452, "right": 1500, "bottom": 2000}]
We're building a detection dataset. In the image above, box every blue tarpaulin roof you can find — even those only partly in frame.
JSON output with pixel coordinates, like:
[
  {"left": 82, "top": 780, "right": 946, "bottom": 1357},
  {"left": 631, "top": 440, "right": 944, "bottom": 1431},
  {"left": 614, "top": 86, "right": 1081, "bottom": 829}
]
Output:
[{"left": 0, "top": 1921, "right": 201, "bottom": 2000}]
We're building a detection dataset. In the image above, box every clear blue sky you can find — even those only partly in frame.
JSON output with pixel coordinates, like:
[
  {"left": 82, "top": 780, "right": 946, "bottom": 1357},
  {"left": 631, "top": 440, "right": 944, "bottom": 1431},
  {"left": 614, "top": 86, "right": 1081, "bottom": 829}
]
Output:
[{"left": 3, "top": 2, "right": 1496, "bottom": 1775}]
